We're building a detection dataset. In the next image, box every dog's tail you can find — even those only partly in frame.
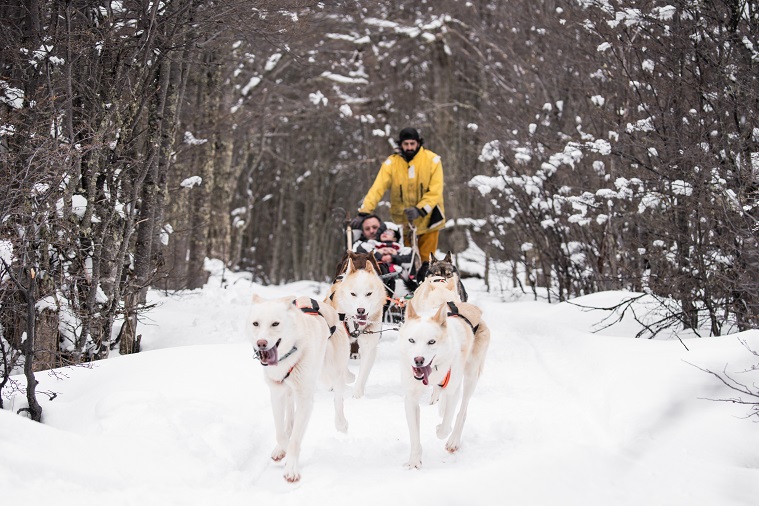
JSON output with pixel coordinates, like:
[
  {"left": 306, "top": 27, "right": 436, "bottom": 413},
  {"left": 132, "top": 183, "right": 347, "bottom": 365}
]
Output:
[
  {"left": 401, "top": 277, "right": 419, "bottom": 293},
  {"left": 471, "top": 319, "right": 491, "bottom": 377}
]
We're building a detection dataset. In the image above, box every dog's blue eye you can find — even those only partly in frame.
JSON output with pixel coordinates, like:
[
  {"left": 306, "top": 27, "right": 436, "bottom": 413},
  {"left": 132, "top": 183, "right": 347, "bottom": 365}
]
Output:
[
  {"left": 272, "top": 322, "right": 280, "bottom": 327},
  {"left": 427, "top": 340, "right": 436, "bottom": 345}
]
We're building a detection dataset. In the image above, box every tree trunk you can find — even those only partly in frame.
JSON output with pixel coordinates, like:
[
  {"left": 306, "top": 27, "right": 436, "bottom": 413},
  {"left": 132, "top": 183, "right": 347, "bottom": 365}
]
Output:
[
  {"left": 33, "top": 308, "right": 58, "bottom": 372},
  {"left": 22, "top": 270, "right": 42, "bottom": 421}
]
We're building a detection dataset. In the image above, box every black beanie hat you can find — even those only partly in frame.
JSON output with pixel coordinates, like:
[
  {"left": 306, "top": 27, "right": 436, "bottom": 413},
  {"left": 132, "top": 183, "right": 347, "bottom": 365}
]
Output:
[{"left": 398, "top": 127, "right": 421, "bottom": 143}]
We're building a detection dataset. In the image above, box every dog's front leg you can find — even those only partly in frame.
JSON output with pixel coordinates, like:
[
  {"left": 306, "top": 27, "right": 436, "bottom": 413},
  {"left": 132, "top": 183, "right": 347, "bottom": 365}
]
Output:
[
  {"left": 282, "top": 389, "right": 316, "bottom": 483},
  {"left": 332, "top": 387, "right": 349, "bottom": 433},
  {"left": 446, "top": 371, "right": 480, "bottom": 453},
  {"left": 429, "top": 385, "right": 441, "bottom": 405},
  {"left": 269, "top": 385, "right": 290, "bottom": 462},
  {"left": 284, "top": 389, "right": 294, "bottom": 439},
  {"left": 404, "top": 390, "right": 424, "bottom": 469},
  {"left": 437, "top": 383, "right": 461, "bottom": 439},
  {"left": 436, "top": 383, "right": 461, "bottom": 440},
  {"left": 352, "top": 337, "right": 378, "bottom": 398}
]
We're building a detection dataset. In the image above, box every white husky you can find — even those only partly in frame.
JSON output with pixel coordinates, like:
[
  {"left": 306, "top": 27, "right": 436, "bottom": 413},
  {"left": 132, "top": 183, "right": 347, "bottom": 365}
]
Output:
[
  {"left": 326, "top": 253, "right": 387, "bottom": 398},
  {"left": 399, "top": 296, "right": 490, "bottom": 469},
  {"left": 408, "top": 274, "right": 462, "bottom": 405},
  {"left": 247, "top": 294, "right": 350, "bottom": 482},
  {"left": 411, "top": 274, "right": 462, "bottom": 311}
]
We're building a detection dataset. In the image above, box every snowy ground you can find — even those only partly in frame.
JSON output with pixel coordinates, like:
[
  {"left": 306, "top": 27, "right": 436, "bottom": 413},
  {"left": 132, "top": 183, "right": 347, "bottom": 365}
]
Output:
[{"left": 2, "top": 259, "right": 759, "bottom": 505}]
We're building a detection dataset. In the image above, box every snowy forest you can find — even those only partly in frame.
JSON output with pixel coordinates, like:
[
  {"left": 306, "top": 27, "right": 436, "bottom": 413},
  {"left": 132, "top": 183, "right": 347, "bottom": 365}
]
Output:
[{"left": 1, "top": 0, "right": 758, "bottom": 421}]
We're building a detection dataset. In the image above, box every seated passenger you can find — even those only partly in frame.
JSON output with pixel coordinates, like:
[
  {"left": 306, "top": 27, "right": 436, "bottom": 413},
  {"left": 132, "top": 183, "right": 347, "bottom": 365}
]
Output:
[
  {"left": 373, "top": 225, "right": 412, "bottom": 274},
  {"left": 352, "top": 217, "right": 411, "bottom": 275}
]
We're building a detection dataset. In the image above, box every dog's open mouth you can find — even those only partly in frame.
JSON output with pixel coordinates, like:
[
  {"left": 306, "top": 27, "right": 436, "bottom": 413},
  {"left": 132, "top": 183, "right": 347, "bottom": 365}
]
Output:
[
  {"left": 412, "top": 364, "right": 432, "bottom": 385},
  {"left": 355, "top": 314, "right": 368, "bottom": 326},
  {"left": 256, "top": 344, "right": 279, "bottom": 366}
]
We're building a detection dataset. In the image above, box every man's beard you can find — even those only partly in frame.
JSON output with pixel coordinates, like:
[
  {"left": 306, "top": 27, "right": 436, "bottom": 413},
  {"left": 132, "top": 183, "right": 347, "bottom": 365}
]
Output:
[{"left": 401, "top": 148, "right": 419, "bottom": 162}]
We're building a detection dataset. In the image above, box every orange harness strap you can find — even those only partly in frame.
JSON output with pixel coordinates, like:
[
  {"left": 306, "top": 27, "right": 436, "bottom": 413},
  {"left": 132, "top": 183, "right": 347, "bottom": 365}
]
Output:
[
  {"left": 438, "top": 368, "right": 451, "bottom": 389},
  {"left": 386, "top": 296, "right": 408, "bottom": 308}
]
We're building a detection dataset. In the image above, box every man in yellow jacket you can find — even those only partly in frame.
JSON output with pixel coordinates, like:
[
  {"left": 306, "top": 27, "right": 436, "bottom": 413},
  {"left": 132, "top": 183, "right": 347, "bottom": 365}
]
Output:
[{"left": 352, "top": 127, "right": 445, "bottom": 264}]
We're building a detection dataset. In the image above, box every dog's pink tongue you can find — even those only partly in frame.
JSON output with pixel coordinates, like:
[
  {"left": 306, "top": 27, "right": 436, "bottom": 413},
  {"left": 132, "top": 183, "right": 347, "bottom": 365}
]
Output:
[
  {"left": 260, "top": 347, "right": 278, "bottom": 366},
  {"left": 412, "top": 365, "right": 431, "bottom": 385}
]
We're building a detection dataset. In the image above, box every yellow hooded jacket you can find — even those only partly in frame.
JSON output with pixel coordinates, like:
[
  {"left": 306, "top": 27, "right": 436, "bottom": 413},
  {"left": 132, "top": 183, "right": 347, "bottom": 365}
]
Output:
[{"left": 359, "top": 147, "right": 445, "bottom": 235}]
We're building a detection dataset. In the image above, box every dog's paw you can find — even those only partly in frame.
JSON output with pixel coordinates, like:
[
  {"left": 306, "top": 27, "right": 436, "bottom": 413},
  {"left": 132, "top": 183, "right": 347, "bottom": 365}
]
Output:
[
  {"left": 404, "top": 458, "right": 422, "bottom": 470},
  {"left": 352, "top": 387, "right": 364, "bottom": 399},
  {"left": 283, "top": 466, "right": 301, "bottom": 483},
  {"left": 436, "top": 423, "right": 452, "bottom": 439},
  {"left": 271, "top": 447, "right": 286, "bottom": 462},
  {"left": 335, "top": 417, "right": 349, "bottom": 433},
  {"left": 445, "top": 437, "right": 461, "bottom": 453}
]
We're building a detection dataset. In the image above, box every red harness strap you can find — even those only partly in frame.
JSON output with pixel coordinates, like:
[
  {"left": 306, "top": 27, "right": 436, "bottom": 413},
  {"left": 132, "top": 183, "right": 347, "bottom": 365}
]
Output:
[
  {"left": 438, "top": 368, "right": 451, "bottom": 388},
  {"left": 276, "top": 364, "right": 297, "bottom": 383}
]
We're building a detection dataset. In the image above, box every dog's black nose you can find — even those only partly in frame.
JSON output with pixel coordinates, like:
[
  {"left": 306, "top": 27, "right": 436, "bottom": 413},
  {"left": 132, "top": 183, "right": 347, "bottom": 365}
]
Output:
[
  {"left": 356, "top": 307, "right": 366, "bottom": 315},
  {"left": 414, "top": 356, "right": 425, "bottom": 366}
]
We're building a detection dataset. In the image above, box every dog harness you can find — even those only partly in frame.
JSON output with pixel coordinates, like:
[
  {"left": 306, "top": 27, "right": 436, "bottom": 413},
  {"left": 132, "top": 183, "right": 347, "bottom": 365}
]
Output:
[
  {"left": 446, "top": 301, "right": 479, "bottom": 334},
  {"left": 438, "top": 368, "right": 451, "bottom": 388},
  {"left": 294, "top": 298, "right": 337, "bottom": 337},
  {"left": 278, "top": 364, "right": 297, "bottom": 383}
]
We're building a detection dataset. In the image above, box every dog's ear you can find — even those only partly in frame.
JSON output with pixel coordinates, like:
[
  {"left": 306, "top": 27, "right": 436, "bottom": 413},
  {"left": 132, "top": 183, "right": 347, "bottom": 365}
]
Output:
[
  {"left": 252, "top": 294, "right": 266, "bottom": 304},
  {"left": 346, "top": 253, "right": 357, "bottom": 274},
  {"left": 366, "top": 254, "right": 381, "bottom": 274},
  {"left": 433, "top": 303, "right": 448, "bottom": 327},
  {"left": 335, "top": 250, "right": 350, "bottom": 279},
  {"left": 429, "top": 252, "right": 438, "bottom": 264},
  {"left": 406, "top": 300, "right": 419, "bottom": 320},
  {"left": 443, "top": 251, "right": 453, "bottom": 263}
]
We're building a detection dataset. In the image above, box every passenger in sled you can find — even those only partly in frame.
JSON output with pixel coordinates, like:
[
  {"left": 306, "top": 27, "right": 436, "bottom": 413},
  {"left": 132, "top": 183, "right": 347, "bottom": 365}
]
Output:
[{"left": 351, "top": 216, "right": 412, "bottom": 279}]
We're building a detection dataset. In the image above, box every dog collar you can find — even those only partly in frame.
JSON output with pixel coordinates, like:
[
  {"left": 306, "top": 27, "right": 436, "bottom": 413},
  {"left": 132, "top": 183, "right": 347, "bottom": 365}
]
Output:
[
  {"left": 339, "top": 313, "right": 363, "bottom": 338},
  {"left": 279, "top": 345, "right": 298, "bottom": 362}
]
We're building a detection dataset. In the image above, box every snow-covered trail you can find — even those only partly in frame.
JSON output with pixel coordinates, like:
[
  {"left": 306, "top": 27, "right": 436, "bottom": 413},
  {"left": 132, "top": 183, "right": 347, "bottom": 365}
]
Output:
[{"left": 2, "top": 269, "right": 759, "bottom": 505}]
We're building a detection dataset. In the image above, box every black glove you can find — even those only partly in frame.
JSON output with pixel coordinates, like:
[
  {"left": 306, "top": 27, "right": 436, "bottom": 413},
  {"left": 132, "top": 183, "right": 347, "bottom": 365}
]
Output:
[
  {"left": 404, "top": 207, "right": 422, "bottom": 222},
  {"left": 350, "top": 213, "right": 369, "bottom": 229}
]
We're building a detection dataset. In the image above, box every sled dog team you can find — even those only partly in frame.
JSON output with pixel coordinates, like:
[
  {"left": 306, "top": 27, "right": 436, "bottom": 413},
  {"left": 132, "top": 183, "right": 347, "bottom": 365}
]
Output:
[{"left": 246, "top": 252, "right": 491, "bottom": 482}]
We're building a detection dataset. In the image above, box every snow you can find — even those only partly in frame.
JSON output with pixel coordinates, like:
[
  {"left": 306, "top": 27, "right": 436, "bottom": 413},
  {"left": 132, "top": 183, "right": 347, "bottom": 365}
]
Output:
[{"left": 3, "top": 259, "right": 759, "bottom": 505}]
